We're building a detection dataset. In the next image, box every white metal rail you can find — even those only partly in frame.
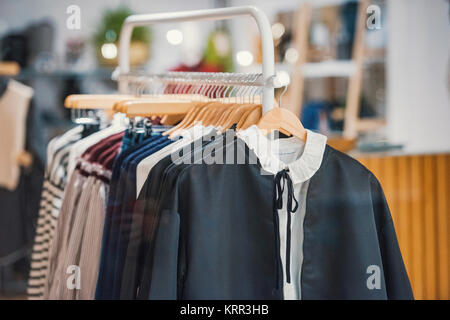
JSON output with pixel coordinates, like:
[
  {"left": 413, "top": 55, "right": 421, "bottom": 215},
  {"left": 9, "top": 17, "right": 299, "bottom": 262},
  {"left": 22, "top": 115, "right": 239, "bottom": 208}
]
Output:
[{"left": 118, "top": 6, "right": 276, "bottom": 114}]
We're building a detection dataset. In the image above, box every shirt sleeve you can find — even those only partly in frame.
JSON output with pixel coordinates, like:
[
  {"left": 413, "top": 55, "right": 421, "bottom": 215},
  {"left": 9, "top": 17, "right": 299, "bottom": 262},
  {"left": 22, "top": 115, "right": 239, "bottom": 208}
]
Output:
[
  {"left": 146, "top": 208, "right": 181, "bottom": 300},
  {"left": 370, "top": 174, "right": 414, "bottom": 300},
  {"left": 136, "top": 164, "right": 183, "bottom": 299}
]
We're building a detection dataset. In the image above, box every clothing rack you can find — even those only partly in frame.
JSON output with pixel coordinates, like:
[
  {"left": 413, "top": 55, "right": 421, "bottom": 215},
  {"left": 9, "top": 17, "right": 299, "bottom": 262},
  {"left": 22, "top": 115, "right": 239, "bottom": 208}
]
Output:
[
  {"left": 115, "top": 72, "right": 266, "bottom": 87},
  {"left": 26, "top": 7, "right": 414, "bottom": 301},
  {"left": 115, "top": 6, "right": 279, "bottom": 114}
]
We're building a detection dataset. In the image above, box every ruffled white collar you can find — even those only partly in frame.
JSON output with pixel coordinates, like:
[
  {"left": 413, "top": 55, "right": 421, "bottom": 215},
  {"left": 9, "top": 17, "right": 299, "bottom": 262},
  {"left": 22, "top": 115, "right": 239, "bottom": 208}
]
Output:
[{"left": 237, "top": 125, "right": 327, "bottom": 184}]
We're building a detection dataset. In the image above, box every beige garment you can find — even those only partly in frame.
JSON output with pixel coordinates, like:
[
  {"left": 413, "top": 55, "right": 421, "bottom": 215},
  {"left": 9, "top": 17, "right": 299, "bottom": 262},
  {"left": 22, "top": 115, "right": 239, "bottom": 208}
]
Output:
[
  {"left": 44, "top": 170, "right": 87, "bottom": 298},
  {"left": 47, "top": 161, "right": 111, "bottom": 300},
  {"left": 0, "top": 79, "right": 33, "bottom": 190},
  {"left": 48, "top": 173, "right": 95, "bottom": 299},
  {"left": 76, "top": 177, "right": 108, "bottom": 300}
]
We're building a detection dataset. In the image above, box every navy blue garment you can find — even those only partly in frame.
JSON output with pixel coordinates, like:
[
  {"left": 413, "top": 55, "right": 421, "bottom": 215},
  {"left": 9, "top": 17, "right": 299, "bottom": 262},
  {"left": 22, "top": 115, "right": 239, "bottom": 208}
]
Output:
[
  {"left": 110, "top": 137, "right": 174, "bottom": 298},
  {"left": 120, "top": 130, "right": 134, "bottom": 153},
  {"left": 120, "top": 129, "right": 149, "bottom": 153},
  {"left": 95, "top": 134, "right": 162, "bottom": 299}
]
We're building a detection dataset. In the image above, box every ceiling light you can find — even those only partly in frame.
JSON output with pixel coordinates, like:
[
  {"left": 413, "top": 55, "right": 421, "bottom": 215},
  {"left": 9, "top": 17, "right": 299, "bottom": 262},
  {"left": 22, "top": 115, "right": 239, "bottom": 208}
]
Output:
[
  {"left": 166, "top": 29, "right": 183, "bottom": 45},
  {"left": 101, "top": 43, "right": 117, "bottom": 59},
  {"left": 285, "top": 47, "right": 299, "bottom": 64},
  {"left": 272, "top": 22, "right": 285, "bottom": 40},
  {"left": 236, "top": 50, "right": 254, "bottom": 66}
]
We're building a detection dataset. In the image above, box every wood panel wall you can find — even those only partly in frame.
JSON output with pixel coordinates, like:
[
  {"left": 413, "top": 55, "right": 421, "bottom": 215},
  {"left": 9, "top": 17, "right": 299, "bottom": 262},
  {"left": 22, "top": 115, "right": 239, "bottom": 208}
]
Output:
[{"left": 357, "top": 153, "right": 450, "bottom": 300}]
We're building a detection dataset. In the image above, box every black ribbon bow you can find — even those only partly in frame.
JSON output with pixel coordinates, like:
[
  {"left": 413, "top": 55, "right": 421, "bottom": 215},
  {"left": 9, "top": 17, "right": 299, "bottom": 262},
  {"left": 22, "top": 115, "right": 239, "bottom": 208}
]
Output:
[{"left": 275, "top": 168, "right": 299, "bottom": 284}]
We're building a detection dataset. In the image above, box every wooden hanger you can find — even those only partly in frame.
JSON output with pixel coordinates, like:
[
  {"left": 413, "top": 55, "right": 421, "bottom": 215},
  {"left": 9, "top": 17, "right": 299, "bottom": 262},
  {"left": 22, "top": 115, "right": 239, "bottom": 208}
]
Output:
[
  {"left": 204, "top": 103, "right": 232, "bottom": 126},
  {"left": 198, "top": 103, "right": 220, "bottom": 126},
  {"left": 65, "top": 94, "right": 137, "bottom": 109},
  {"left": 163, "top": 102, "right": 209, "bottom": 136},
  {"left": 66, "top": 94, "right": 203, "bottom": 125},
  {"left": 235, "top": 105, "right": 254, "bottom": 130},
  {"left": 189, "top": 102, "right": 219, "bottom": 124},
  {"left": 235, "top": 97, "right": 281, "bottom": 131},
  {"left": 220, "top": 103, "right": 255, "bottom": 131},
  {"left": 188, "top": 101, "right": 228, "bottom": 128},
  {"left": 215, "top": 103, "right": 237, "bottom": 127},
  {"left": 168, "top": 101, "right": 223, "bottom": 137},
  {"left": 67, "top": 94, "right": 195, "bottom": 110},
  {"left": 165, "top": 101, "right": 212, "bottom": 136},
  {"left": 239, "top": 105, "right": 262, "bottom": 131},
  {"left": 257, "top": 107, "right": 307, "bottom": 141},
  {"left": 159, "top": 96, "right": 262, "bottom": 137},
  {"left": 117, "top": 99, "right": 198, "bottom": 118},
  {"left": 160, "top": 114, "right": 185, "bottom": 125},
  {"left": 66, "top": 94, "right": 206, "bottom": 129}
]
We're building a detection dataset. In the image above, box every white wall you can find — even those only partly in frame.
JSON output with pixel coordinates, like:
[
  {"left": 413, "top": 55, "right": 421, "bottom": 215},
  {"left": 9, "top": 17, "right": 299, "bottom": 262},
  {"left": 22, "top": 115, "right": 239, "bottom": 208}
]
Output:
[
  {"left": 386, "top": 0, "right": 450, "bottom": 153},
  {"left": 0, "top": 0, "right": 345, "bottom": 71},
  {"left": 0, "top": 0, "right": 215, "bottom": 72}
]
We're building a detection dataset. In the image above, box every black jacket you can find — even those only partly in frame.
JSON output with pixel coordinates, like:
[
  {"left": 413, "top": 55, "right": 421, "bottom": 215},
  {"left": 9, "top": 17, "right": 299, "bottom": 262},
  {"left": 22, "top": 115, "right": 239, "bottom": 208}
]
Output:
[{"left": 131, "top": 137, "right": 413, "bottom": 300}]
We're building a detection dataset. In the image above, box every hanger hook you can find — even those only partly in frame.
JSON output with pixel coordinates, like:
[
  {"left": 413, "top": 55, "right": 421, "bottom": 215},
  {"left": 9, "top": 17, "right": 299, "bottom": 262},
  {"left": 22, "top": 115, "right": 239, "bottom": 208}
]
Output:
[{"left": 279, "top": 84, "right": 288, "bottom": 108}]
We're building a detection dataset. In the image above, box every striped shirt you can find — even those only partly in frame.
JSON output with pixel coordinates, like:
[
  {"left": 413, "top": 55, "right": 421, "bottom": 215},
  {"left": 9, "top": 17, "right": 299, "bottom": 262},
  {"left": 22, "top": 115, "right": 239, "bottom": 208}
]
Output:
[
  {"left": 27, "top": 126, "right": 84, "bottom": 299},
  {"left": 45, "top": 133, "right": 122, "bottom": 299}
]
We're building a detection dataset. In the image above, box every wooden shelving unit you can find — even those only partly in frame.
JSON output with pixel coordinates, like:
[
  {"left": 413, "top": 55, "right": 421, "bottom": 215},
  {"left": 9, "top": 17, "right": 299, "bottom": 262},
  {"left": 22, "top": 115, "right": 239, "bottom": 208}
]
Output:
[{"left": 284, "top": 0, "right": 386, "bottom": 146}]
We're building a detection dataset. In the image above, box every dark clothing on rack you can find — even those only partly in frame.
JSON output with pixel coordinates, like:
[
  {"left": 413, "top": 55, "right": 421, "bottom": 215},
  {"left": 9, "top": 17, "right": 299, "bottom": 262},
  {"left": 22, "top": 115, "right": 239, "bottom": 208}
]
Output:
[
  {"left": 35, "top": 120, "right": 411, "bottom": 300},
  {"left": 300, "top": 146, "right": 412, "bottom": 299},
  {"left": 30, "top": 118, "right": 413, "bottom": 300},
  {"left": 96, "top": 135, "right": 160, "bottom": 299},
  {"left": 96, "top": 134, "right": 175, "bottom": 299},
  {"left": 137, "top": 134, "right": 283, "bottom": 299},
  {"left": 118, "top": 130, "right": 222, "bottom": 300},
  {"left": 111, "top": 137, "right": 174, "bottom": 297},
  {"left": 130, "top": 138, "right": 412, "bottom": 300}
]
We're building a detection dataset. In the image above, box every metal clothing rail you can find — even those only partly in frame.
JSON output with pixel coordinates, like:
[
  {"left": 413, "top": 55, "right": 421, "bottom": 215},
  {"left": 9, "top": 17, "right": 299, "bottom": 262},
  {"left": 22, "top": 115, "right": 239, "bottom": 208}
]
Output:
[
  {"left": 117, "top": 6, "right": 277, "bottom": 114},
  {"left": 115, "top": 72, "right": 266, "bottom": 87}
]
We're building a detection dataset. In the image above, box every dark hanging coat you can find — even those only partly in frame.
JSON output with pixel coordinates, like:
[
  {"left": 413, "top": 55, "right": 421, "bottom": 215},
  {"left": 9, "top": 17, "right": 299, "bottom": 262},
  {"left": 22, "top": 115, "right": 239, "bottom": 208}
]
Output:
[{"left": 127, "top": 137, "right": 413, "bottom": 300}]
